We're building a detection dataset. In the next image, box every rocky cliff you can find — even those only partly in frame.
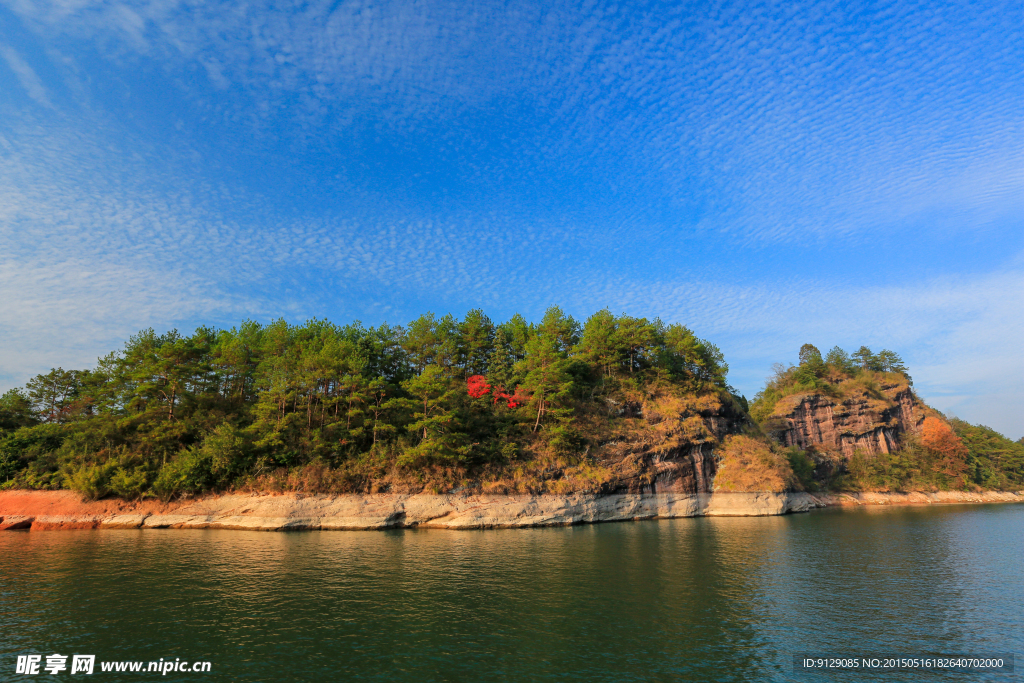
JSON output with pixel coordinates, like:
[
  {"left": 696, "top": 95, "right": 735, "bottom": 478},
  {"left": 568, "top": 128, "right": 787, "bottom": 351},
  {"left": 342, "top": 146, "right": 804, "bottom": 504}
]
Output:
[
  {"left": 588, "top": 390, "right": 750, "bottom": 495},
  {"left": 763, "top": 379, "right": 932, "bottom": 458}
]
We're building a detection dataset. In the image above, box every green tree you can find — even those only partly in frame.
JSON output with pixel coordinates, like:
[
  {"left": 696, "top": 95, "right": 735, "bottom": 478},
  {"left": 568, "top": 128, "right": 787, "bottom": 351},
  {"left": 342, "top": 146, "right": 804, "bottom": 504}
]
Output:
[
  {"left": 616, "top": 315, "right": 656, "bottom": 374},
  {"left": 120, "top": 328, "right": 213, "bottom": 422},
  {"left": 498, "top": 314, "right": 533, "bottom": 363},
  {"left": 0, "top": 388, "right": 37, "bottom": 431},
  {"left": 824, "top": 346, "right": 854, "bottom": 374},
  {"left": 536, "top": 306, "right": 580, "bottom": 353},
  {"left": 25, "top": 368, "right": 86, "bottom": 423},
  {"left": 247, "top": 322, "right": 301, "bottom": 461},
  {"left": 660, "top": 324, "right": 728, "bottom": 387},
  {"left": 487, "top": 328, "right": 518, "bottom": 391},
  {"left": 433, "top": 314, "right": 462, "bottom": 373},
  {"left": 853, "top": 346, "right": 878, "bottom": 371},
  {"left": 875, "top": 349, "right": 911, "bottom": 383},
  {"left": 795, "top": 343, "right": 825, "bottom": 384},
  {"left": 520, "top": 311, "right": 577, "bottom": 432},
  {"left": 404, "top": 313, "right": 441, "bottom": 373},
  {"left": 692, "top": 339, "right": 728, "bottom": 387},
  {"left": 365, "top": 378, "right": 401, "bottom": 448},
  {"left": 400, "top": 365, "right": 466, "bottom": 464},
  {"left": 212, "top": 320, "right": 265, "bottom": 406},
  {"left": 798, "top": 344, "right": 823, "bottom": 368},
  {"left": 577, "top": 308, "right": 620, "bottom": 377},
  {"left": 459, "top": 309, "right": 495, "bottom": 377},
  {"left": 360, "top": 322, "right": 411, "bottom": 384}
]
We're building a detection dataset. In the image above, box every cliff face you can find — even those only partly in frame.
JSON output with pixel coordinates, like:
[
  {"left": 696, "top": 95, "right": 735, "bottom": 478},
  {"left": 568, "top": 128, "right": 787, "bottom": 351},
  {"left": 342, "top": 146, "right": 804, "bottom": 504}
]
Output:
[
  {"left": 766, "top": 381, "right": 927, "bottom": 458},
  {"left": 591, "top": 391, "right": 750, "bottom": 495}
]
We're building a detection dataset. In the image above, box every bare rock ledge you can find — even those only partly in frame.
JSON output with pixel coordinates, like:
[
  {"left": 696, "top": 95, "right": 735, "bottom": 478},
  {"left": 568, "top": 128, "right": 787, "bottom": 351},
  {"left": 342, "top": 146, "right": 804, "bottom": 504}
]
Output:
[{"left": 1, "top": 489, "right": 1022, "bottom": 531}]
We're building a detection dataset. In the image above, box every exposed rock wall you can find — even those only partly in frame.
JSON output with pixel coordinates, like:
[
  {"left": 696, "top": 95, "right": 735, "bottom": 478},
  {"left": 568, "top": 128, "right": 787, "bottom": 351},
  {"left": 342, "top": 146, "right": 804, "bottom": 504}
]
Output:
[
  {"left": 597, "top": 392, "right": 749, "bottom": 495},
  {"left": 650, "top": 444, "right": 716, "bottom": 494},
  {"left": 771, "top": 384, "right": 927, "bottom": 458}
]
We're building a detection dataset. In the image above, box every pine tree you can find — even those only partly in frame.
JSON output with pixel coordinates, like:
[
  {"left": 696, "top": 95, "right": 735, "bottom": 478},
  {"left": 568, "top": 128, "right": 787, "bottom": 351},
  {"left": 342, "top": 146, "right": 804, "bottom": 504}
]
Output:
[
  {"left": 459, "top": 309, "right": 495, "bottom": 377},
  {"left": 499, "top": 313, "right": 533, "bottom": 363},
  {"left": 403, "top": 313, "right": 440, "bottom": 373},
  {"left": 798, "top": 343, "right": 823, "bottom": 368},
  {"left": 853, "top": 346, "right": 878, "bottom": 371},
  {"left": 577, "top": 309, "right": 620, "bottom": 377},
  {"left": 521, "top": 329, "right": 574, "bottom": 432},
  {"left": 617, "top": 315, "right": 656, "bottom": 374},
  {"left": 400, "top": 366, "right": 466, "bottom": 464},
  {"left": 876, "top": 349, "right": 911, "bottom": 383},
  {"left": 365, "top": 378, "right": 400, "bottom": 448},
  {"left": 824, "top": 346, "right": 854, "bottom": 374},
  {"left": 0, "top": 389, "right": 37, "bottom": 431},
  {"left": 487, "top": 328, "right": 517, "bottom": 391},
  {"left": 25, "top": 368, "right": 87, "bottom": 423}
]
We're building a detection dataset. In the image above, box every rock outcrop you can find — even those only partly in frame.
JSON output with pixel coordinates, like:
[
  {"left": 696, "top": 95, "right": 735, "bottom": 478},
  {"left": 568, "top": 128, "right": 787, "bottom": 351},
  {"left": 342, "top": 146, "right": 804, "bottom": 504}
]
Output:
[
  {"left": 595, "top": 391, "right": 749, "bottom": 494},
  {"left": 1, "top": 489, "right": 1021, "bottom": 531},
  {"left": 766, "top": 381, "right": 930, "bottom": 458}
]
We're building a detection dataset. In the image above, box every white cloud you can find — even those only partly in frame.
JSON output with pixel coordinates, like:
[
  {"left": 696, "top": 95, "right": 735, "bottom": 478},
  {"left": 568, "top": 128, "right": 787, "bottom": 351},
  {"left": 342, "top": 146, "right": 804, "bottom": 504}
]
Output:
[
  {"left": 0, "top": 43, "right": 53, "bottom": 107},
  {"left": 1, "top": 0, "right": 1021, "bottom": 442},
  {"left": 5, "top": 0, "right": 1023, "bottom": 244},
  {"left": 488, "top": 262, "right": 1018, "bottom": 439},
  {"left": 2, "top": 123, "right": 1021, "bottom": 438}
]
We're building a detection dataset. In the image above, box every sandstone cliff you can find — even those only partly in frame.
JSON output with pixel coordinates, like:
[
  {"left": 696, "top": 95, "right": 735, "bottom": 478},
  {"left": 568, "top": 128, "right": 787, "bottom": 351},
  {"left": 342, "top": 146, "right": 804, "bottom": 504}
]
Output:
[
  {"left": 584, "top": 390, "right": 750, "bottom": 495},
  {"left": 762, "top": 379, "right": 933, "bottom": 458}
]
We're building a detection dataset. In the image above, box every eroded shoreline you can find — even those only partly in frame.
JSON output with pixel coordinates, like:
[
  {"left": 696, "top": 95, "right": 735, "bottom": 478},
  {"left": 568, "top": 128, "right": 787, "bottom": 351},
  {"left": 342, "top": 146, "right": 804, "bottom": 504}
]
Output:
[{"left": 1, "top": 489, "right": 1022, "bottom": 531}]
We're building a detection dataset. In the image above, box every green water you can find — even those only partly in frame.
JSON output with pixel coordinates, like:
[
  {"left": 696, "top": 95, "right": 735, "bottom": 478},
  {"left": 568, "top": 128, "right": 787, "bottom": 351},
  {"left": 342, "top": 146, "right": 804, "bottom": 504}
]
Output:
[{"left": 2, "top": 504, "right": 1022, "bottom": 682}]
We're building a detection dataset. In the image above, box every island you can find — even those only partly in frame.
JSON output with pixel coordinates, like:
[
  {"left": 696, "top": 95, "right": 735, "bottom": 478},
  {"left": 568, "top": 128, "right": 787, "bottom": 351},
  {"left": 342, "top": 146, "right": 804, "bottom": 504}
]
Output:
[{"left": 2, "top": 309, "right": 1021, "bottom": 530}]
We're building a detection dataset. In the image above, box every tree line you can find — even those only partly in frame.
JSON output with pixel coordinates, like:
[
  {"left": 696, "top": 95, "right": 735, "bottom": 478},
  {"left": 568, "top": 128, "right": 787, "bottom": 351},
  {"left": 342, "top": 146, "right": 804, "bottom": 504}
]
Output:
[
  {"left": 796, "top": 343, "right": 912, "bottom": 384},
  {"left": 751, "top": 342, "right": 912, "bottom": 421},
  {"left": 0, "top": 307, "right": 730, "bottom": 498}
]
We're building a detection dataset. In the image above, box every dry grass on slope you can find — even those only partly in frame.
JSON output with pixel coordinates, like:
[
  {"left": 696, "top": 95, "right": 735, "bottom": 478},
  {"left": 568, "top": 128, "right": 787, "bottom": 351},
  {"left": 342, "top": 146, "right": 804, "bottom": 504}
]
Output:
[{"left": 713, "top": 435, "right": 798, "bottom": 493}]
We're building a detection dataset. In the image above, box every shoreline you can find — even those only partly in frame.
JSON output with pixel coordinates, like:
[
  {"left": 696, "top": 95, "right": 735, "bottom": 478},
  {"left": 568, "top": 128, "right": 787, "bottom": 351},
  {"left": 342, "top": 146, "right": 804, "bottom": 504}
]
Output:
[{"left": 1, "top": 489, "right": 1022, "bottom": 531}]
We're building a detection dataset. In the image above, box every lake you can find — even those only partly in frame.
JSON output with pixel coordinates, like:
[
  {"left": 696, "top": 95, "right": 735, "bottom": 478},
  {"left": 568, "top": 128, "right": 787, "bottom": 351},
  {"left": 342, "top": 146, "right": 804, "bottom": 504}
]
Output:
[{"left": 2, "top": 504, "right": 1022, "bottom": 681}]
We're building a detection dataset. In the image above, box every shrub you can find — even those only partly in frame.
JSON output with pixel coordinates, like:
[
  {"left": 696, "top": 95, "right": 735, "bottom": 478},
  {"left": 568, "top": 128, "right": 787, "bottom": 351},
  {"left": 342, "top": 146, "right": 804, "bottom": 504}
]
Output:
[
  {"left": 714, "top": 435, "right": 797, "bottom": 493},
  {"left": 749, "top": 386, "right": 781, "bottom": 423},
  {"left": 786, "top": 448, "right": 817, "bottom": 491},
  {"left": 108, "top": 466, "right": 151, "bottom": 500},
  {"left": 951, "top": 419, "right": 1024, "bottom": 489},
  {"left": 396, "top": 437, "right": 468, "bottom": 468},
  {"left": 548, "top": 424, "right": 585, "bottom": 457},
  {"left": 202, "top": 423, "right": 249, "bottom": 482},
  {"left": 65, "top": 461, "right": 118, "bottom": 501},
  {"left": 0, "top": 443, "right": 21, "bottom": 485},
  {"left": 500, "top": 442, "right": 520, "bottom": 462},
  {"left": 151, "top": 447, "right": 214, "bottom": 501}
]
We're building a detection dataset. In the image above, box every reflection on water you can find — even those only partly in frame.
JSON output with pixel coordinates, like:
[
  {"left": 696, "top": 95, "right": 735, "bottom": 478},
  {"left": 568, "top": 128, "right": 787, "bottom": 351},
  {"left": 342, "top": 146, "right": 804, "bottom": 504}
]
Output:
[{"left": 2, "top": 505, "right": 1022, "bottom": 682}]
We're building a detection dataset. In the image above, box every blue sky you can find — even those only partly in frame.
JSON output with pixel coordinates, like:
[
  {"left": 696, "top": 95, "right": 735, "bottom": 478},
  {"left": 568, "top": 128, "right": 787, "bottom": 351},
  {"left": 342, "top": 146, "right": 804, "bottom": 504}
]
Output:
[{"left": 1, "top": 0, "right": 1022, "bottom": 438}]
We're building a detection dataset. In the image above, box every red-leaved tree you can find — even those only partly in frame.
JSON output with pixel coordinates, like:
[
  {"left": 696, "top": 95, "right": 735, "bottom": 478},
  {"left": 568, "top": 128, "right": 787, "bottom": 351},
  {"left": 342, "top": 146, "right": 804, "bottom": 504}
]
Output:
[
  {"left": 493, "top": 386, "right": 529, "bottom": 408},
  {"left": 468, "top": 375, "right": 529, "bottom": 407},
  {"left": 467, "top": 375, "right": 491, "bottom": 398}
]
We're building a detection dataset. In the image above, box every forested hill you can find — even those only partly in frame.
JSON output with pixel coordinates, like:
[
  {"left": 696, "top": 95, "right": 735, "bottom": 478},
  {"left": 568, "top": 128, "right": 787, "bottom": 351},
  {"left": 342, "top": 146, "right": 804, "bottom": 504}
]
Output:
[{"left": 0, "top": 308, "right": 737, "bottom": 499}]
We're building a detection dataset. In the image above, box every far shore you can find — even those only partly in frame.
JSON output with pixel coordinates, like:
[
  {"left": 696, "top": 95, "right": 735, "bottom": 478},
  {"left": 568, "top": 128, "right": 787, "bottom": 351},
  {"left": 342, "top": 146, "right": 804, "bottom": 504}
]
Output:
[{"left": 1, "top": 489, "right": 1022, "bottom": 532}]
